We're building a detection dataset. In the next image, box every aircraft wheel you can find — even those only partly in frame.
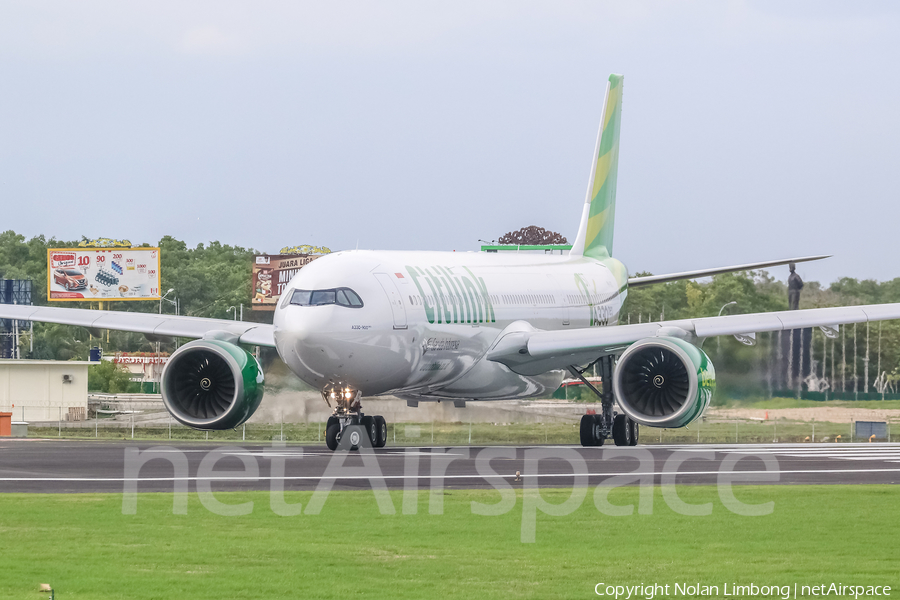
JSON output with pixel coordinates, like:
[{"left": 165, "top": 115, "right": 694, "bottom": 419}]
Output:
[
  {"left": 612, "top": 414, "right": 632, "bottom": 446},
  {"left": 628, "top": 419, "right": 639, "bottom": 446},
  {"left": 374, "top": 416, "right": 387, "bottom": 448},
  {"left": 361, "top": 415, "right": 376, "bottom": 446},
  {"left": 325, "top": 423, "right": 340, "bottom": 451},
  {"left": 593, "top": 414, "right": 605, "bottom": 445},
  {"left": 580, "top": 414, "right": 603, "bottom": 446},
  {"left": 580, "top": 415, "right": 595, "bottom": 446}
]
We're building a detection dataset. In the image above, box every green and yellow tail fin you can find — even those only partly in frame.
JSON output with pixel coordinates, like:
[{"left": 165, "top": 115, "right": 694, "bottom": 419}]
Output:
[{"left": 570, "top": 73, "right": 623, "bottom": 259}]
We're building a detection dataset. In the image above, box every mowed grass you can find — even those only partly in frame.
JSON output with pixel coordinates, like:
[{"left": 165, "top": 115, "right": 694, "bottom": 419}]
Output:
[{"left": 0, "top": 486, "right": 897, "bottom": 599}]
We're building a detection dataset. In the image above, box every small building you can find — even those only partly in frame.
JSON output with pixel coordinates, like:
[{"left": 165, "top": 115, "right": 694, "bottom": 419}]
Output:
[
  {"left": 0, "top": 360, "right": 90, "bottom": 422},
  {"left": 108, "top": 352, "right": 169, "bottom": 392}
]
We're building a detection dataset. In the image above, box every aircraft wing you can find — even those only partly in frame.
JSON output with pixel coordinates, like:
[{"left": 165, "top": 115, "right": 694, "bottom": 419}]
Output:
[
  {"left": 487, "top": 303, "right": 900, "bottom": 376},
  {"left": 0, "top": 304, "right": 276, "bottom": 347},
  {"left": 627, "top": 254, "right": 830, "bottom": 287}
]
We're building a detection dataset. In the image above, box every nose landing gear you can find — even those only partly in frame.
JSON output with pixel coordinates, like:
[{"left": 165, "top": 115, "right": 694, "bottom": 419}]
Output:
[{"left": 322, "top": 385, "right": 388, "bottom": 451}]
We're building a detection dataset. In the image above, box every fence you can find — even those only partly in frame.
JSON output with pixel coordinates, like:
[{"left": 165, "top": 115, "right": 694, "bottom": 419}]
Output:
[
  {"left": 12, "top": 406, "right": 895, "bottom": 445},
  {"left": 774, "top": 390, "right": 900, "bottom": 402}
]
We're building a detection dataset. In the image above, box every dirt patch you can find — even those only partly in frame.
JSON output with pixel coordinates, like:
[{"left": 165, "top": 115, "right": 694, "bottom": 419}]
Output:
[{"left": 708, "top": 407, "right": 900, "bottom": 423}]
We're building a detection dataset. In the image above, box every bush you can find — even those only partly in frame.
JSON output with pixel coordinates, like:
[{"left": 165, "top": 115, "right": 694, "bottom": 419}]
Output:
[{"left": 88, "top": 360, "right": 139, "bottom": 393}]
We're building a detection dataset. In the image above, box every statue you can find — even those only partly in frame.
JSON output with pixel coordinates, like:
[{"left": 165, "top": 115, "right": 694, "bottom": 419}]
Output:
[
  {"left": 787, "top": 262, "right": 803, "bottom": 310},
  {"left": 498, "top": 226, "right": 567, "bottom": 246}
]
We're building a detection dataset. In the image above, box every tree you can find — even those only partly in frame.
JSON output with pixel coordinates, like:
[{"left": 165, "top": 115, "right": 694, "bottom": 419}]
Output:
[{"left": 88, "top": 360, "right": 138, "bottom": 393}]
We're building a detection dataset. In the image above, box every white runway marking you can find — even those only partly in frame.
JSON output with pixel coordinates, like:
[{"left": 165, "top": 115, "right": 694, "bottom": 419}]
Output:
[
  {"left": 1, "top": 467, "right": 899, "bottom": 484},
  {"left": 719, "top": 443, "right": 900, "bottom": 463}
]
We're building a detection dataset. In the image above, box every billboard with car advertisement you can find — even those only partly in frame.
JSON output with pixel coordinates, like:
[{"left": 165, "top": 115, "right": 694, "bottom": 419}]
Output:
[
  {"left": 251, "top": 254, "right": 323, "bottom": 310},
  {"left": 47, "top": 248, "right": 161, "bottom": 301}
]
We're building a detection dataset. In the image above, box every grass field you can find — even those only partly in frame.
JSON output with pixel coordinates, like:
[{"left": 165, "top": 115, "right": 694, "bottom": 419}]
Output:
[{"left": 1, "top": 486, "right": 897, "bottom": 599}]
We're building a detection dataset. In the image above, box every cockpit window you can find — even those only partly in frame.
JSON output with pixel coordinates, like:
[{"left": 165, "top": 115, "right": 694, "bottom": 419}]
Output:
[
  {"left": 344, "top": 289, "right": 363, "bottom": 307},
  {"left": 290, "top": 288, "right": 364, "bottom": 308},
  {"left": 310, "top": 290, "right": 336, "bottom": 305},
  {"left": 289, "top": 290, "right": 311, "bottom": 306}
]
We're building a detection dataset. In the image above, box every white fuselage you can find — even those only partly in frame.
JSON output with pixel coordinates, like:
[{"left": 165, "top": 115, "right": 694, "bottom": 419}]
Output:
[{"left": 272, "top": 250, "right": 628, "bottom": 401}]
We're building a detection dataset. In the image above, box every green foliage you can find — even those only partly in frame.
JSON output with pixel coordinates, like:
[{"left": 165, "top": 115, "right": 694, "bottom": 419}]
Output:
[
  {"left": 87, "top": 360, "right": 139, "bottom": 393},
  {"left": 158, "top": 236, "right": 256, "bottom": 319},
  {"left": 621, "top": 270, "right": 787, "bottom": 323}
]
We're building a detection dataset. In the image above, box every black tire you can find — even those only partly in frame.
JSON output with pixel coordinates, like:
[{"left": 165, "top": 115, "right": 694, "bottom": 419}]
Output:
[
  {"left": 628, "top": 419, "right": 639, "bottom": 446},
  {"left": 361, "top": 416, "right": 376, "bottom": 446},
  {"left": 325, "top": 423, "right": 340, "bottom": 451},
  {"left": 374, "top": 416, "right": 387, "bottom": 448},
  {"left": 612, "top": 414, "right": 631, "bottom": 446},
  {"left": 580, "top": 414, "right": 596, "bottom": 447},
  {"left": 326, "top": 416, "right": 338, "bottom": 431}
]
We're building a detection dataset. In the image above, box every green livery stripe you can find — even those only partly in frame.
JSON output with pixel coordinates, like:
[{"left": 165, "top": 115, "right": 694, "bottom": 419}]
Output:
[
  {"left": 407, "top": 265, "right": 495, "bottom": 325},
  {"left": 584, "top": 74, "right": 623, "bottom": 259}
]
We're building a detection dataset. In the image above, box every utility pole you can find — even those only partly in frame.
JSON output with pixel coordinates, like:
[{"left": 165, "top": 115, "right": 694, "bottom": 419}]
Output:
[
  {"left": 878, "top": 322, "right": 883, "bottom": 400},
  {"left": 864, "top": 322, "right": 870, "bottom": 394},
  {"left": 841, "top": 326, "right": 846, "bottom": 393},
  {"left": 854, "top": 323, "right": 858, "bottom": 400}
]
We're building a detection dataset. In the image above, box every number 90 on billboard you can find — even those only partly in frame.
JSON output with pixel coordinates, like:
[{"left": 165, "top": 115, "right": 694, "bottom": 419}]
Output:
[{"left": 47, "top": 248, "right": 161, "bottom": 301}]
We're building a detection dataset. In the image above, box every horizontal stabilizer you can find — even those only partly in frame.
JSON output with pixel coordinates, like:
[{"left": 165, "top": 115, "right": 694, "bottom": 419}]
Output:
[{"left": 627, "top": 255, "right": 830, "bottom": 287}]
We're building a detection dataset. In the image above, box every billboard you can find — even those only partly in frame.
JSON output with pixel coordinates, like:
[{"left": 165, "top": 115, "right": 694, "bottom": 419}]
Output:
[
  {"left": 47, "top": 248, "right": 161, "bottom": 301},
  {"left": 251, "top": 254, "right": 322, "bottom": 310}
]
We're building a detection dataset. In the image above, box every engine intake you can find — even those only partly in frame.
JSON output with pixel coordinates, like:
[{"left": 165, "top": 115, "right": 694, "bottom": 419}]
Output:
[
  {"left": 161, "top": 339, "right": 265, "bottom": 430},
  {"left": 612, "top": 336, "right": 715, "bottom": 428}
]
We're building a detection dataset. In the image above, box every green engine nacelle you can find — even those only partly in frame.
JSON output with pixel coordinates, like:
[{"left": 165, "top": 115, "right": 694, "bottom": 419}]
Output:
[
  {"left": 612, "top": 336, "right": 715, "bottom": 429},
  {"left": 161, "top": 339, "right": 265, "bottom": 430}
]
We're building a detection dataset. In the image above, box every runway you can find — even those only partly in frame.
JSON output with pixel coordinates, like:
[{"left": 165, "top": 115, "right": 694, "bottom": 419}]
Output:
[{"left": 1, "top": 440, "right": 899, "bottom": 493}]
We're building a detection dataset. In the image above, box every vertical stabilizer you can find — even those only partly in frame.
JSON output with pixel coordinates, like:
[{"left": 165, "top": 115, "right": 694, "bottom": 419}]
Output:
[{"left": 570, "top": 74, "right": 624, "bottom": 259}]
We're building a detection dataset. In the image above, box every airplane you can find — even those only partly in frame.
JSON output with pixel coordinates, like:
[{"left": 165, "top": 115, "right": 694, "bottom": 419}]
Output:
[{"left": 3, "top": 73, "right": 900, "bottom": 451}]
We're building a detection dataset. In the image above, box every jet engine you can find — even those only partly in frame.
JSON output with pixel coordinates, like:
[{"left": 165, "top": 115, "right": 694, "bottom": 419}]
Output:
[
  {"left": 161, "top": 339, "right": 265, "bottom": 430},
  {"left": 612, "top": 336, "right": 715, "bottom": 428}
]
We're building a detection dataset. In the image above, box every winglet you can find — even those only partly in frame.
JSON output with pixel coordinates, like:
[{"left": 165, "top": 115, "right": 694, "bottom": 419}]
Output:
[{"left": 570, "top": 74, "right": 624, "bottom": 259}]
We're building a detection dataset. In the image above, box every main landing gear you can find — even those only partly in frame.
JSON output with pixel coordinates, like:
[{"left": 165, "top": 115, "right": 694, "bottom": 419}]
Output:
[
  {"left": 322, "top": 385, "right": 388, "bottom": 451},
  {"left": 571, "top": 356, "right": 638, "bottom": 447}
]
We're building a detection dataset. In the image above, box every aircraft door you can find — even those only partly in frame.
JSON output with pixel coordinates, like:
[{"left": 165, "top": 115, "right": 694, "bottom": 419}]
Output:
[{"left": 374, "top": 273, "right": 408, "bottom": 330}]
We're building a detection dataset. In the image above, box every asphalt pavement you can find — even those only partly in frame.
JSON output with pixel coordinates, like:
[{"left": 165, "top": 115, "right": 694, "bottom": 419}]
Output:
[{"left": 1, "top": 440, "right": 899, "bottom": 493}]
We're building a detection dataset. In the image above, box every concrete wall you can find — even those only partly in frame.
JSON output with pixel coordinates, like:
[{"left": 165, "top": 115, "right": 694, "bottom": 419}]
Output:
[{"left": 0, "top": 360, "right": 90, "bottom": 422}]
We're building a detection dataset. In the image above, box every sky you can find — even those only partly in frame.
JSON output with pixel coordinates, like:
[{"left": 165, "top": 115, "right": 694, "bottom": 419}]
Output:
[{"left": 1, "top": 1, "right": 898, "bottom": 285}]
